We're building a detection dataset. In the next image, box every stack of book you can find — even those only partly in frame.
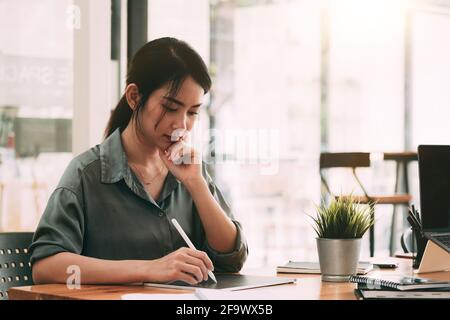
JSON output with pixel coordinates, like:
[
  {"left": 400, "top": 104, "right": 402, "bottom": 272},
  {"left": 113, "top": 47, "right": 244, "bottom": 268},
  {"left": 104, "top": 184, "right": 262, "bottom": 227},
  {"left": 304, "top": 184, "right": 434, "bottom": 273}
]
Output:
[
  {"left": 350, "top": 275, "right": 450, "bottom": 299},
  {"left": 276, "top": 261, "right": 373, "bottom": 275}
]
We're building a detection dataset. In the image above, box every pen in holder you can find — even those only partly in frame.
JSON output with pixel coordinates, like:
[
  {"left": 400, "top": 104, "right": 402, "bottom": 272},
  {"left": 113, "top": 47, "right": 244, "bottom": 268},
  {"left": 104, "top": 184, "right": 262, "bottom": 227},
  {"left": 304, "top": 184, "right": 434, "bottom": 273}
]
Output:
[
  {"left": 412, "top": 228, "right": 427, "bottom": 269},
  {"left": 408, "top": 205, "right": 427, "bottom": 269}
]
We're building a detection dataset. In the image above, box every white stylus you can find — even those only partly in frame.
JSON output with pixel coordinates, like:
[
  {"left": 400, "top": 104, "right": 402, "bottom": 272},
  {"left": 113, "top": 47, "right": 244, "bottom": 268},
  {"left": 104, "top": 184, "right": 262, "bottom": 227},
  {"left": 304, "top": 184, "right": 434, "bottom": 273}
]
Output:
[{"left": 171, "top": 218, "right": 217, "bottom": 283}]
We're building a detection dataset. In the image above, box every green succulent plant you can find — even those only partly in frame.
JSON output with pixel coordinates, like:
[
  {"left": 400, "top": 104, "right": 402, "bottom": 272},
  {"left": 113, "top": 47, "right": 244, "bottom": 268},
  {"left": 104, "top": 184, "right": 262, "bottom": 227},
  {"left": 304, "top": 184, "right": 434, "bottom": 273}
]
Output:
[{"left": 310, "top": 195, "right": 375, "bottom": 239}]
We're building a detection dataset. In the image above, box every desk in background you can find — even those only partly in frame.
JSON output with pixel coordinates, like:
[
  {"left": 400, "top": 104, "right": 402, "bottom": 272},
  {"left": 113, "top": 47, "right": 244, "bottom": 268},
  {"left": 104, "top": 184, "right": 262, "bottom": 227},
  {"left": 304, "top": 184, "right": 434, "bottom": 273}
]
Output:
[{"left": 8, "top": 259, "right": 450, "bottom": 300}]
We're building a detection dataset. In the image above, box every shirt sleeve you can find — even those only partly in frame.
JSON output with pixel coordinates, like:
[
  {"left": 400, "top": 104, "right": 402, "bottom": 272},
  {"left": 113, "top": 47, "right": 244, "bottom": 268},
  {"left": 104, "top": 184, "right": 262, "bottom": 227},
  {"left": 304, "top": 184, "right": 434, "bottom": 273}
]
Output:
[
  {"left": 29, "top": 187, "right": 85, "bottom": 266},
  {"left": 199, "top": 167, "right": 249, "bottom": 273}
]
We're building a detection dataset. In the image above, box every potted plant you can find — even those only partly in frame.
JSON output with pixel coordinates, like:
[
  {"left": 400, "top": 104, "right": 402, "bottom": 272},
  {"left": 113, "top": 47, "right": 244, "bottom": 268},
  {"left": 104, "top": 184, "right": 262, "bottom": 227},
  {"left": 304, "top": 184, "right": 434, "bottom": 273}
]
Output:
[{"left": 310, "top": 196, "right": 375, "bottom": 282}]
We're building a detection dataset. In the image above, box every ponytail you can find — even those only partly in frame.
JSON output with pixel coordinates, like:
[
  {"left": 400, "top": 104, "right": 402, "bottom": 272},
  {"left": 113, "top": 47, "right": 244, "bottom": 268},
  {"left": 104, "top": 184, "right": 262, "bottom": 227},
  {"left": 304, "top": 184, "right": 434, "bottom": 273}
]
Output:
[{"left": 104, "top": 95, "right": 133, "bottom": 138}]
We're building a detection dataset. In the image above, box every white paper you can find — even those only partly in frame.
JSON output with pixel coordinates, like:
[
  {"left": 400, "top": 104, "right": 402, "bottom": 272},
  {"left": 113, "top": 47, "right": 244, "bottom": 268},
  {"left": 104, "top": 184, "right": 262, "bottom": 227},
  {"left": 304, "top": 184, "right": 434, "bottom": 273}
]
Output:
[
  {"left": 121, "top": 293, "right": 198, "bottom": 300},
  {"left": 121, "top": 288, "right": 273, "bottom": 300},
  {"left": 195, "top": 288, "right": 275, "bottom": 300}
]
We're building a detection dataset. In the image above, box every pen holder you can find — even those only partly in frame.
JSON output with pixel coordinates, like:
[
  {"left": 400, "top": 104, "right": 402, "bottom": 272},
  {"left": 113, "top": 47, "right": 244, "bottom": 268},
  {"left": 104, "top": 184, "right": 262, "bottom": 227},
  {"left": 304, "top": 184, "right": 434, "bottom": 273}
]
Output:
[{"left": 412, "top": 228, "right": 427, "bottom": 269}]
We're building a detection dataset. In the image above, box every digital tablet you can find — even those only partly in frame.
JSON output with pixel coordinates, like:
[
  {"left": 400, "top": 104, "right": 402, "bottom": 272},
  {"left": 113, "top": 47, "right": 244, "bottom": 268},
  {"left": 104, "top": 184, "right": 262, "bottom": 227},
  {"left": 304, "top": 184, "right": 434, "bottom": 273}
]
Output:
[{"left": 144, "top": 273, "right": 296, "bottom": 291}]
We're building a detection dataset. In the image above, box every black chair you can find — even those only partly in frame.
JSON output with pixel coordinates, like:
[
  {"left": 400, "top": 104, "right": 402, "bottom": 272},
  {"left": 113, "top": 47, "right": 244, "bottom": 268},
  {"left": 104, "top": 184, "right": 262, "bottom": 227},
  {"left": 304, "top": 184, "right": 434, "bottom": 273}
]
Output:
[{"left": 0, "top": 232, "right": 34, "bottom": 300}]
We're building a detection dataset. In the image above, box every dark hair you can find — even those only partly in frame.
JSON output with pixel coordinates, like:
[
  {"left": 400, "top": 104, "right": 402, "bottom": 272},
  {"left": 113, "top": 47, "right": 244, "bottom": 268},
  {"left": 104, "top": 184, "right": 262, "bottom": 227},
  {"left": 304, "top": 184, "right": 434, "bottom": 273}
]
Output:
[{"left": 104, "top": 37, "right": 212, "bottom": 138}]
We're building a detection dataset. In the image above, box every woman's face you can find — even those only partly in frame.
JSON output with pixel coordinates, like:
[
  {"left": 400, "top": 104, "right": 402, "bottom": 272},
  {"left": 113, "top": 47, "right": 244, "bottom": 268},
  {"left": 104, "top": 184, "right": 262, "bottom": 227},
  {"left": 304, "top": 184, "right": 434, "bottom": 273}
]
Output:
[{"left": 136, "top": 76, "right": 204, "bottom": 150}]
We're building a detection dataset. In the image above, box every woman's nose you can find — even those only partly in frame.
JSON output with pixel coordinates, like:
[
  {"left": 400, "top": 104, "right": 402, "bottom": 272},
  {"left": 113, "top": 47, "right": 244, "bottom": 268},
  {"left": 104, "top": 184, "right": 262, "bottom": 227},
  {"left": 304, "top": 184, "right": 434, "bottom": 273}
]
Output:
[{"left": 172, "top": 112, "right": 188, "bottom": 130}]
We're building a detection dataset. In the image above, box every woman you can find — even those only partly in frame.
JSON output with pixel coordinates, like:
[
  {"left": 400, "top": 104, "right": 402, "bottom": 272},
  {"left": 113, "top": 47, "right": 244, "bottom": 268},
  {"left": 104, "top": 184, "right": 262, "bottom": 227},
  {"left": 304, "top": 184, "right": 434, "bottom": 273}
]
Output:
[{"left": 30, "top": 37, "right": 248, "bottom": 285}]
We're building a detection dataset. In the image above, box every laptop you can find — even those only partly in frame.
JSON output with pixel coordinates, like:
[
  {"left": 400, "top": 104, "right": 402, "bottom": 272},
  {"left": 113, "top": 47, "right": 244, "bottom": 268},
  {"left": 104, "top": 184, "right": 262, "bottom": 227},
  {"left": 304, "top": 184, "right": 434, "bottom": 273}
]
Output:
[{"left": 417, "top": 145, "right": 450, "bottom": 272}]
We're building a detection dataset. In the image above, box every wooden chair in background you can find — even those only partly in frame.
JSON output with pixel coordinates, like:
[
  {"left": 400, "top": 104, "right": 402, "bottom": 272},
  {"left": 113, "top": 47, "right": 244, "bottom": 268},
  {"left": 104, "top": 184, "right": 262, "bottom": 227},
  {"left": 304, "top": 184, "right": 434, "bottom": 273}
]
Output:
[{"left": 319, "top": 152, "right": 412, "bottom": 257}]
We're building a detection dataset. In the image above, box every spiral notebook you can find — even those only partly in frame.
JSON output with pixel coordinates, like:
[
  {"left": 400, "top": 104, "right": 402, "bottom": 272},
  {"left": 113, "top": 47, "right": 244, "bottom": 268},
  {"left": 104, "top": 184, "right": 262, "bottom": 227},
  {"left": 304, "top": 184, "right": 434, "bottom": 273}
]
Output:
[
  {"left": 349, "top": 275, "right": 450, "bottom": 291},
  {"left": 355, "top": 287, "right": 450, "bottom": 299}
]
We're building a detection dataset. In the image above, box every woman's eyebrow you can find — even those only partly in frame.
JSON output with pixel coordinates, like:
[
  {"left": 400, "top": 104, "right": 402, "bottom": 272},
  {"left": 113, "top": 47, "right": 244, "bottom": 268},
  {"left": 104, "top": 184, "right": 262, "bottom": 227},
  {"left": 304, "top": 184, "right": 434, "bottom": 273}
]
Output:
[{"left": 162, "top": 96, "right": 202, "bottom": 108}]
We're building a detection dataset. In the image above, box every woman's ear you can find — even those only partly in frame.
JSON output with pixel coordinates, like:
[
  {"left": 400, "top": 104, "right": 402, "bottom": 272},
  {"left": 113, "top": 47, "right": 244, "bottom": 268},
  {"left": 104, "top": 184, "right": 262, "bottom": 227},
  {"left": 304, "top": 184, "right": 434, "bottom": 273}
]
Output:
[{"left": 125, "top": 84, "right": 141, "bottom": 111}]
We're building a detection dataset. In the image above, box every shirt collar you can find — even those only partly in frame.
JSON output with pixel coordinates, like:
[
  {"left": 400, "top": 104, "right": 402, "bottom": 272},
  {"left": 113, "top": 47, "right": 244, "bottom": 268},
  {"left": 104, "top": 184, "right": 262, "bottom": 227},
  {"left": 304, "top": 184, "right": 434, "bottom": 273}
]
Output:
[
  {"left": 99, "top": 128, "right": 128, "bottom": 184},
  {"left": 99, "top": 128, "right": 180, "bottom": 205}
]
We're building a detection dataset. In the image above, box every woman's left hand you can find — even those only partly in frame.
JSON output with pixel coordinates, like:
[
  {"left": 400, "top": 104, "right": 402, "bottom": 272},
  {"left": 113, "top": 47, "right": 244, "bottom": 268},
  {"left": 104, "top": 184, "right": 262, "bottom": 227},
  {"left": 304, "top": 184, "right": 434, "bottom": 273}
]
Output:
[{"left": 159, "top": 138, "right": 203, "bottom": 186}]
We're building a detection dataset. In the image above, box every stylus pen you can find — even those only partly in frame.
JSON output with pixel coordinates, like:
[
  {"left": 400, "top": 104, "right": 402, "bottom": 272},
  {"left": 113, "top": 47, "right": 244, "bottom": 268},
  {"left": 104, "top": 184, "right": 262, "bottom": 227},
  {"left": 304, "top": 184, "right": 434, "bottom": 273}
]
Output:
[
  {"left": 408, "top": 207, "right": 422, "bottom": 231},
  {"left": 171, "top": 218, "right": 217, "bottom": 283}
]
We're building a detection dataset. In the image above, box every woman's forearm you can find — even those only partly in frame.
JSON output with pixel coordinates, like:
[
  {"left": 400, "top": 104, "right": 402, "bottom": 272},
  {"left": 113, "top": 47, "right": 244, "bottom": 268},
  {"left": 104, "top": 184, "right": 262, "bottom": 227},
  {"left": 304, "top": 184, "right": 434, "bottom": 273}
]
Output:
[
  {"left": 185, "top": 178, "right": 238, "bottom": 253},
  {"left": 32, "top": 252, "right": 149, "bottom": 285}
]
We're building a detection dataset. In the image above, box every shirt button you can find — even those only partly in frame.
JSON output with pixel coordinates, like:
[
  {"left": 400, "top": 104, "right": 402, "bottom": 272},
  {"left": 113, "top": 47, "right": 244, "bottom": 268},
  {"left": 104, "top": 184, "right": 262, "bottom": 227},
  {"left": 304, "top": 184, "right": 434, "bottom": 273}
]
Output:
[{"left": 159, "top": 211, "right": 164, "bottom": 217}]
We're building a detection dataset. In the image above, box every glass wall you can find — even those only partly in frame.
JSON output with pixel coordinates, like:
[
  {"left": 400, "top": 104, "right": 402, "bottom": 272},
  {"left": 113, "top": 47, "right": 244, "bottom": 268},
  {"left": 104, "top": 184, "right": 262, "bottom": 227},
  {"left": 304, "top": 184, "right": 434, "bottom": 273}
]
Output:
[
  {"left": 211, "top": 0, "right": 321, "bottom": 266},
  {"left": 410, "top": 9, "right": 450, "bottom": 146},
  {"left": 326, "top": 0, "right": 407, "bottom": 256},
  {"left": 208, "top": 0, "right": 450, "bottom": 265},
  {"left": 0, "top": 0, "right": 74, "bottom": 231}
]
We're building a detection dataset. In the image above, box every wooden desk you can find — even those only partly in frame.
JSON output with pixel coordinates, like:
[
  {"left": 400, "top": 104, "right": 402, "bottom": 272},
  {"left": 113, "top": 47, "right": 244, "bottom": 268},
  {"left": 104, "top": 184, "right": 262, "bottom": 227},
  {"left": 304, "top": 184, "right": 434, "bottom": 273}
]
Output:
[{"left": 8, "top": 259, "right": 450, "bottom": 300}]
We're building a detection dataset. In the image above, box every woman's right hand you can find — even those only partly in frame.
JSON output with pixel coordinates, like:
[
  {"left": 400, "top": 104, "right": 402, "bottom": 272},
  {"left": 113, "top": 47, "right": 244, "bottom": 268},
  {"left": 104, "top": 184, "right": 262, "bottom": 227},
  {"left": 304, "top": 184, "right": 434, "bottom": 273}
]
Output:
[{"left": 143, "top": 247, "right": 214, "bottom": 285}]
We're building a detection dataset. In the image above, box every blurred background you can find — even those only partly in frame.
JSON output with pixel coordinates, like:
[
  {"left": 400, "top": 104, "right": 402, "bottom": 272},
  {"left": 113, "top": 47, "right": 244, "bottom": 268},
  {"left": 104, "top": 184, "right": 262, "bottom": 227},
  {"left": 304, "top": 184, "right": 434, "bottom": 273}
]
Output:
[{"left": 1, "top": 0, "right": 450, "bottom": 268}]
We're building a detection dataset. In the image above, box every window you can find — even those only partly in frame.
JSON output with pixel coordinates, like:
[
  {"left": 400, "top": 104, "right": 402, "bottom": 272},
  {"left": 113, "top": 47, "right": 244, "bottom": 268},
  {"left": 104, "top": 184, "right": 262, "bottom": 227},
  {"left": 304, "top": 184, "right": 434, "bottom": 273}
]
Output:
[
  {"left": 0, "top": 0, "right": 74, "bottom": 231},
  {"left": 0, "top": 0, "right": 113, "bottom": 232},
  {"left": 211, "top": 0, "right": 321, "bottom": 266},
  {"left": 326, "top": 0, "right": 407, "bottom": 256}
]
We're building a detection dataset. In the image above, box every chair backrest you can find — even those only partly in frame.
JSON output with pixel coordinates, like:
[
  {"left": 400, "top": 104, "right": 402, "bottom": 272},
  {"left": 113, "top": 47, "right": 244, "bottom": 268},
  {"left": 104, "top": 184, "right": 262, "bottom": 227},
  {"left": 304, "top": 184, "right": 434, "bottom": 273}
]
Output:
[
  {"left": 0, "top": 232, "right": 34, "bottom": 300},
  {"left": 319, "top": 152, "right": 371, "bottom": 169}
]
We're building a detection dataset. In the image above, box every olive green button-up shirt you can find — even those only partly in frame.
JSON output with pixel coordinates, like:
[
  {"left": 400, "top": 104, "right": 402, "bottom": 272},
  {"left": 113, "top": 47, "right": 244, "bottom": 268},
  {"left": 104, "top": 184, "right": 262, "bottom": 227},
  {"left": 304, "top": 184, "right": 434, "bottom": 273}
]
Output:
[{"left": 29, "top": 128, "right": 248, "bottom": 272}]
